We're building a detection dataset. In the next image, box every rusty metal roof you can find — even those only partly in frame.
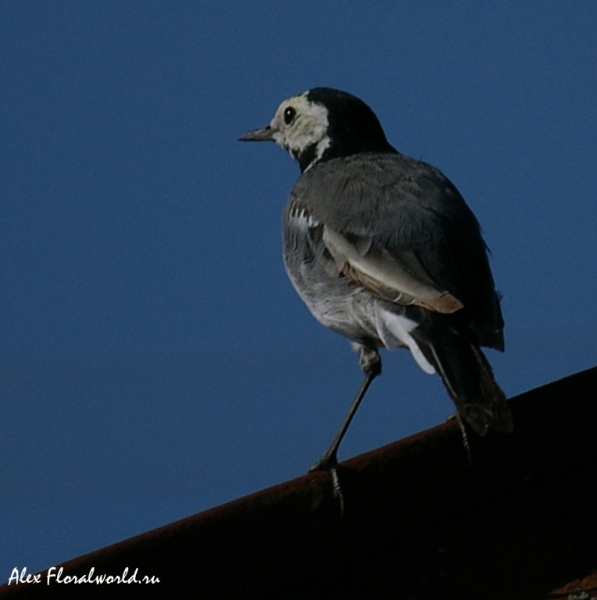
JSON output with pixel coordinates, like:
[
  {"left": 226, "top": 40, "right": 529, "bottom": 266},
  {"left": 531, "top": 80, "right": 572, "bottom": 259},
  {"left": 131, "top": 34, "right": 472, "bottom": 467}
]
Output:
[{"left": 2, "top": 367, "right": 597, "bottom": 599}]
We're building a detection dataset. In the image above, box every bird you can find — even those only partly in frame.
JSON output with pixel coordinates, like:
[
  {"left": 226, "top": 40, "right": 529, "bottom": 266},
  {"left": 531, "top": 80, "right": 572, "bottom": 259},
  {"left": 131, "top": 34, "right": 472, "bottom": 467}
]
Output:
[{"left": 239, "top": 87, "right": 512, "bottom": 472}]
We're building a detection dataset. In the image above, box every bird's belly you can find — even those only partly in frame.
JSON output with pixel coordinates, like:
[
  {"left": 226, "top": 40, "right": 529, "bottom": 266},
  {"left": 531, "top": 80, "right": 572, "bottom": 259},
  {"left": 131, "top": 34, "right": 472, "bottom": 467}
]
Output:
[
  {"left": 283, "top": 242, "right": 377, "bottom": 341},
  {"left": 296, "top": 276, "right": 379, "bottom": 342},
  {"left": 283, "top": 233, "right": 435, "bottom": 374}
]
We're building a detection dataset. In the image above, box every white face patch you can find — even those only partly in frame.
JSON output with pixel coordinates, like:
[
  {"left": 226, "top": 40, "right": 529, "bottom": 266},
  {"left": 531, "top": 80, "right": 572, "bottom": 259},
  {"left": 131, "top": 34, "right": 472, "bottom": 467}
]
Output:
[{"left": 269, "top": 92, "right": 331, "bottom": 167}]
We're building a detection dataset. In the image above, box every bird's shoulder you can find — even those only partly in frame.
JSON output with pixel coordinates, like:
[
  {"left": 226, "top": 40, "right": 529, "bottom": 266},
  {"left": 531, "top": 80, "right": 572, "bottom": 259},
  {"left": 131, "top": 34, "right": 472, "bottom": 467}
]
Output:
[{"left": 288, "top": 152, "right": 478, "bottom": 242}]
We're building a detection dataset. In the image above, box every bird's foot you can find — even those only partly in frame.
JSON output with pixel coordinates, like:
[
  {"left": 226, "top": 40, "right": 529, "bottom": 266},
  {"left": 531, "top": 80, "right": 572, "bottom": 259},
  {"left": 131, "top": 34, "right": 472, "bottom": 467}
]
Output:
[
  {"left": 453, "top": 411, "right": 472, "bottom": 466},
  {"left": 308, "top": 453, "right": 344, "bottom": 515},
  {"left": 308, "top": 450, "right": 338, "bottom": 472},
  {"left": 330, "top": 467, "right": 345, "bottom": 516}
]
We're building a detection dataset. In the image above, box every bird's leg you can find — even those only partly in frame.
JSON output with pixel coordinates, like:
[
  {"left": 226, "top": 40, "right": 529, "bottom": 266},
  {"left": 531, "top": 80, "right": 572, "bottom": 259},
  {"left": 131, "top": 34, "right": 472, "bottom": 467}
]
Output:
[
  {"left": 308, "top": 370, "right": 377, "bottom": 472},
  {"left": 309, "top": 346, "right": 381, "bottom": 472}
]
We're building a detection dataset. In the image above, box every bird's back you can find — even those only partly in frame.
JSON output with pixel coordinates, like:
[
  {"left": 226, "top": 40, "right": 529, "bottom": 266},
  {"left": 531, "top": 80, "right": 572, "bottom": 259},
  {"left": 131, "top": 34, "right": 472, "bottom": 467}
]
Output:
[{"left": 285, "top": 152, "right": 504, "bottom": 351}]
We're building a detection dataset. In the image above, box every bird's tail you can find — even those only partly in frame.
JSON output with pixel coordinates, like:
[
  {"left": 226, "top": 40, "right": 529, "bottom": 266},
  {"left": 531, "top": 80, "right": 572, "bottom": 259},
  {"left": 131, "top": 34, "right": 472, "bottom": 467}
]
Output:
[{"left": 412, "top": 317, "right": 512, "bottom": 436}]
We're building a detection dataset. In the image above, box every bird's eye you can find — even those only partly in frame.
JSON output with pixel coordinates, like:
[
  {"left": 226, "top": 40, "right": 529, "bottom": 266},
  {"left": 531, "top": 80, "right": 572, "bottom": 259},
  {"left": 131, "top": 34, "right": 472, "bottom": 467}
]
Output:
[{"left": 283, "top": 106, "right": 296, "bottom": 125}]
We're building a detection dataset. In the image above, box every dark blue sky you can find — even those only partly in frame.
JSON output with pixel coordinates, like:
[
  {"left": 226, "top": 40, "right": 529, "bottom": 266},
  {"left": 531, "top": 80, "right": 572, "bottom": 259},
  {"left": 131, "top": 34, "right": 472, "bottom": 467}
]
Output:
[{"left": 2, "top": 1, "right": 597, "bottom": 578}]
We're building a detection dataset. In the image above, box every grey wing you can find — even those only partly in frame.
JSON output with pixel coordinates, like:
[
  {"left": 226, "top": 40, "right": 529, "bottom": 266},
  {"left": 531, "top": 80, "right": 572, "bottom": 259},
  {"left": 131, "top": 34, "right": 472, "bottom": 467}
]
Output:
[
  {"left": 321, "top": 225, "right": 463, "bottom": 313},
  {"left": 291, "top": 153, "right": 504, "bottom": 350}
]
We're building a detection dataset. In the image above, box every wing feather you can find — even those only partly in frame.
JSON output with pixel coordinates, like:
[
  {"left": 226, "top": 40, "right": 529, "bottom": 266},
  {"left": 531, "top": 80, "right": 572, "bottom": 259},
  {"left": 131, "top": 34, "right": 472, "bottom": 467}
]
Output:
[{"left": 322, "top": 226, "right": 463, "bottom": 313}]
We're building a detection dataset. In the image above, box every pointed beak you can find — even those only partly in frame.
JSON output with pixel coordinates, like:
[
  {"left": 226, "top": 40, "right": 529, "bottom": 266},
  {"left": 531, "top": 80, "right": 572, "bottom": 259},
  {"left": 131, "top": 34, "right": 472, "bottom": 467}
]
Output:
[{"left": 238, "top": 125, "right": 275, "bottom": 142}]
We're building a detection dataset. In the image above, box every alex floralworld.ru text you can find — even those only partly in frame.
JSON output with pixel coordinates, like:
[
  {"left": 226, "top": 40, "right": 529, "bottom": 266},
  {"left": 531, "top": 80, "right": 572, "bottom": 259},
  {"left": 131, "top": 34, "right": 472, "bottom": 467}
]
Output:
[{"left": 8, "top": 566, "right": 160, "bottom": 585}]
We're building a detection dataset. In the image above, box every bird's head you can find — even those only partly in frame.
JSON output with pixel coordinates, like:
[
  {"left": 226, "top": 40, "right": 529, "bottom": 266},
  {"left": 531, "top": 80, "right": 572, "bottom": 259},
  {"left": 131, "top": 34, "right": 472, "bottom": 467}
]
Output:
[{"left": 239, "top": 88, "right": 397, "bottom": 172}]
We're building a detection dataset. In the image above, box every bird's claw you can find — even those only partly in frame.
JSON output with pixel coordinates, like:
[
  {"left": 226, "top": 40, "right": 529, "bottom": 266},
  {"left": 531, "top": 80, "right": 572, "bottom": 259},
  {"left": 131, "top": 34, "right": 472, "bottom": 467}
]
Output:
[
  {"left": 308, "top": 454, "right": 345, "bottom": 516},
  {"left": 330, "top": 467, "right": 345, "bottom": 516}
]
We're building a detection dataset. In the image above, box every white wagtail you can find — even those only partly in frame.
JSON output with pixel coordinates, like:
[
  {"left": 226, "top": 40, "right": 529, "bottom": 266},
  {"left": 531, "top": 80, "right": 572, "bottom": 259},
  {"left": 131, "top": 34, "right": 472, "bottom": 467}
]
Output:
[{"left": 239, "top": 88, "right": 512, "bottom": 472}]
